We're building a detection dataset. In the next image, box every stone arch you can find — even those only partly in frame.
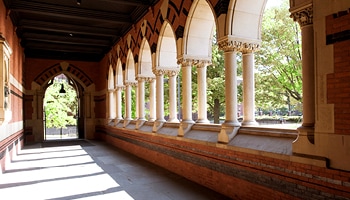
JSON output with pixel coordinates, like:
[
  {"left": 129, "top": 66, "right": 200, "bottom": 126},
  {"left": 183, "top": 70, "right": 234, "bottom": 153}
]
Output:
[
  {"left": 156, "top": 21, "right": 178, "bottom": 70},
  {"left": 138, "top": 38, "right": 153, "bottom": 77},
  {"left": 115, "top": 58, "right": 124, "bottom": 87},
  {"left": 34, "top": 62, "right": 93, "bottom": 88},
  {"left": 182, "top": 0, "right": 216, "bottom": 60},
  {"left": 125, "top": 49, "right": 136, "bottom": 82},
  {"left": 226, "top": 0, "right": 267, "bottom": 41},
  {"left": 30, "top": 61, "right": 96, "bottom": 141}
]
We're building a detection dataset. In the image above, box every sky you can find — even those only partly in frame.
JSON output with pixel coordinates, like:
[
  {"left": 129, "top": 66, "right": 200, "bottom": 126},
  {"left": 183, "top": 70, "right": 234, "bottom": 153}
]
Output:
[{"left": 265, "top": 0, "right": 283, "bottom": 9}]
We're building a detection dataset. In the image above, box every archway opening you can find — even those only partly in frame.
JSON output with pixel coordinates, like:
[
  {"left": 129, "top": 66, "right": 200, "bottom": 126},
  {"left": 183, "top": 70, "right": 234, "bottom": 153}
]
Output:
[{"left": 43, "top": 74, "right": 79, "bottom": 140}]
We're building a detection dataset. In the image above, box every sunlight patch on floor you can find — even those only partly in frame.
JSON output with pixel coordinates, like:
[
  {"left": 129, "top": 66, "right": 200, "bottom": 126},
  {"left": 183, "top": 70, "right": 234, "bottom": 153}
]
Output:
[{"left": 0, "top": 145, "right": 134, "bottom": 200}]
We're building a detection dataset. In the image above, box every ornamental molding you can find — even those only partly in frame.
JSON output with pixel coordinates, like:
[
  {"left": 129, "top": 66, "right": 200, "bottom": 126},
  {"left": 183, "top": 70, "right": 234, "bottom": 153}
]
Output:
[
  {"left": 218, "top": 37, "right": 260, "bottom": 53},
  {"left": 177, "top": 55, "right": 211, "bottom": 66},
  {"left": 290, "top": 4, "right": 313, "bottom": 27},
  {"left": 124, "top": 81, "right": 138, "bottom": 87},
  {"left": 153, "top": 69, "right": 166, "bottom": 76},
  {"left": 196, "top": 60, "right": 212, "bottom": 68},
  {"left": 165, "top": 69, "right": 180, "bottom": 77}
]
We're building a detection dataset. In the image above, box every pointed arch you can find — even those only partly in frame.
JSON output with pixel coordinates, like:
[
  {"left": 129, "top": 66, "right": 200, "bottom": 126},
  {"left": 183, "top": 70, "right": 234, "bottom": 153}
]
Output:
[
  {"left": 115, "top": 58, "right": 124, "bottom": 87},
  {"left": 227, "top": 0, "right": 267, "bottom": 41},
  {"left": 183, "top": 0, "right": 216, "bottom": 60},
  {"left": 157, "top": 21, "right": 178, "bottom": 69},
  {"left": 107, "top": 64, "right": 114, "bottom": 90},
  {"left": 125, "top": 49, "right": 136, "bottom": 82},
  {"left": 139, "top": 38, "right": 154, "bottom": 77}
]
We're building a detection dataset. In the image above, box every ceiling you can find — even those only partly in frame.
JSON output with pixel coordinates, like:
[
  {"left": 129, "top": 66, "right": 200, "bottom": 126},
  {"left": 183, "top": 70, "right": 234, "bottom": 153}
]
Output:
[{"left": 3, "top": 0, "right": 157, "bottom": 62}]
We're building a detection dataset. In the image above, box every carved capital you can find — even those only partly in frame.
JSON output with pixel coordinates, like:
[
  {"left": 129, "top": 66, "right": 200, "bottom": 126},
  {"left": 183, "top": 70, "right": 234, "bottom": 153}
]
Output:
[
  {"left": 153, "top": 69, "right": 166, "bottom": 76},
  {"left": 290, "top": 5, "right": 313, "bottom": 27},
  {"left": 116, "top": 86, "right": 125, "bottom": 91},
  {"left": 242, "top": 43, "right": 260, "bottom": 53},
  {"left": 125, "top": 81, "right": 138, "bottom": 87},
  {"left": 218, "top": 38, "right": 259, "bottom": 53},
  {"left": 196, "top": 60, "right": 212, "bottom": 68},
  {"left": 218, "top": 39, "right": 243, "bottom": 52},
  {"left": 165, "top": 69, "right": 179, "bottom": 77}
]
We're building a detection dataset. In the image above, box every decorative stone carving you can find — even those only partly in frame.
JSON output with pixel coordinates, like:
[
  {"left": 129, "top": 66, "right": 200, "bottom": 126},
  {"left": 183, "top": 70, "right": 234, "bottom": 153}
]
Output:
[
  {"left": 290, "top": 5, "right": 313, "bottom": 27},
  {"left": 218, "top": 38, "right": 260, "bottom": 53},
  {"left": 165, "top": 69, "right": 179, "bottom": 77},
  {"left": 0, "top": 35, "right": 12, "bottom": 125}
]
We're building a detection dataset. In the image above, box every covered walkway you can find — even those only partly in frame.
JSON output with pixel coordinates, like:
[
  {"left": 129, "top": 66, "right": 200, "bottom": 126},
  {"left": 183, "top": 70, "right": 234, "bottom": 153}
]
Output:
[{"left": 0, "top": 140, "right": 229, "bottom": 200}]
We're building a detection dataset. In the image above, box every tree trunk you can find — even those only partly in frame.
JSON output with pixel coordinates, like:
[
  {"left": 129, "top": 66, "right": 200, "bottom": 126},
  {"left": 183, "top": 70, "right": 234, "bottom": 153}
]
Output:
[{"left": 214, "top": 98, "right": 220, "bottom": 124}]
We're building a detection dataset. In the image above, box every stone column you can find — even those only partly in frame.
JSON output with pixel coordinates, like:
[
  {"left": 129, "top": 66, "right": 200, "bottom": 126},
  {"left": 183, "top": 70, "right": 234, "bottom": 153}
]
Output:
[
  {"left": 178, "top": 60, "right": 194, "bottom": 136},
  {"left": 136, "top": 77, "right": 146, "bottom": 129},
  {"left": 124, "top": 82, "right": 133, "bottom": 121},
  {"left": 153, "top": 70, "right": 165, "bottom": 132},
  {"left": 181, "top": 60, "right": 194, "bottom": 123},
  {"left": 166, "top": 70, "right": 179, "bottom": 123},
  {"left": 148, "top": 78, "right": 156, "bottom": 122},
  {"left": 217, "top": 39, "right": 241, "bottom": 143},
  {"left": 242, "top": 46, "right": 259, "bottom": 127},
  {"left": 115, "top": 86, "right": 124, "bottom": 121},
  {"left": 108, "top": 89, "right": 116, "bottom": 121},
  {"left": 291, "top": 5, "right": 315, "bottom": 144},
  {"left": 196, "top": 61, "right": 210, "bottom": 123}
]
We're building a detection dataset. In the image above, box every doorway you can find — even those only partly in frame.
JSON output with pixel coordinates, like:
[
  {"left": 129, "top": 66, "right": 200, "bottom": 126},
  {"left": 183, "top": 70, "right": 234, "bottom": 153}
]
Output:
[{"left": 43, "top": 74, "right": 79, "bottom": 140}]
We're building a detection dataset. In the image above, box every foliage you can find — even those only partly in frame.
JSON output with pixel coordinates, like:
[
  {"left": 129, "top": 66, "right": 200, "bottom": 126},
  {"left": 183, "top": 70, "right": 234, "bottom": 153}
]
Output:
[
  {"left": 44, "top": 78, "right": 77, "bottom": 128},
  {"left": 255, "top": 0, "right": 302, "bottom": 111}
]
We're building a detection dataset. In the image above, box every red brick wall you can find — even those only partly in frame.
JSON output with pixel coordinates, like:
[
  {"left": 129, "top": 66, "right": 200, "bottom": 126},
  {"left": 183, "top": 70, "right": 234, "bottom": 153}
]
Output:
[
  {"left": 97, "top": 125, "right": 350, "bottom": 199},
  {"left": 326, "top": 9, "right": 350, "bottom": 135}
]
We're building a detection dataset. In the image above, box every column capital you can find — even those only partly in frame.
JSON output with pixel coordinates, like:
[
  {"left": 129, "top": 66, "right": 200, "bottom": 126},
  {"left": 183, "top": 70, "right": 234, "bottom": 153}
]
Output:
[
  {"left": 115, "top": 86, "right": 125, "bottom": 91},
  {"left": 136, "top": 76, "right": 147, "bottom": 82},
  {"left": 165, "top": 69, "right": 180, "bottom": 77},
  {"left": 125, "top": 81, "right": 137, "bottom": 87},
  {"left": 218, "top": 38, "right": 260, "bottom": 53},
  {"left": 177, "top": 57, "right": 203, "bottom": 66},
  {"left": 196, "top": 60, "right": 212, "bottom": 68},
  {"left": 153, "top": 69, "right": 166, "bottom": 76},
  {"left": 290, "top": 4, "right": 313, "bottom": 27}
]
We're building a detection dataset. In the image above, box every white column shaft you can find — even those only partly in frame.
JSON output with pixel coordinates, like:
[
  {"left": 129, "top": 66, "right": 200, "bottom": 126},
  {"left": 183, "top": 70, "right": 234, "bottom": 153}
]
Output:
[
  {"left": 223, "top": 51, "right": 240, "bottom": 125},
  {"left": 242, "top": 52, "right": 257, "bottom": 126},
  {"left": 156, "top": 73, "right": 165, "bottom": 122},
  {"left": 125, "top": 84, "right": 132, "bottom": 120},
  {"left": 168, "top": 74, "right": 179, "bottom": 122},
  {"left": 108, "top": 90, "right": 116, "bottom": 119},
  {"left": 138, "top": 79, "right": 145, "bottom": 120},
  {"left": 149, "top": 79, "right": 156, "bottom": 121},
  {"left": 182, "top": 63, "right": 193, "bottom": 122},
  {"left": 301, "top": 24, "right": 315, "bottom": 127},
  {"left": 116, "top": 88, "right": 123, "bottom": 119},
  {"left": 197, "top": 63, "right": 209, "bottom": 123}
]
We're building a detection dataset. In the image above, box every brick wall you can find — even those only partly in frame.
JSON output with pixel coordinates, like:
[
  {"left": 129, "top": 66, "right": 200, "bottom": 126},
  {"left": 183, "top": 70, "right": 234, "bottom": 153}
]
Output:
[
  {"left": 97, "top": 125, "right": 350, "bottom": 199},
  {"left": 326, "top": 9, "right": 350, "bottom": 135}
]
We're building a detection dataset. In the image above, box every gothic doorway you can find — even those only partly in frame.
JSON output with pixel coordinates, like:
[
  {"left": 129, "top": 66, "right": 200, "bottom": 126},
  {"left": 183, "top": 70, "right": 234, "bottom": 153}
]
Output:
[{"left": 43, "top": 74, "right": 80, "bottom": 140}]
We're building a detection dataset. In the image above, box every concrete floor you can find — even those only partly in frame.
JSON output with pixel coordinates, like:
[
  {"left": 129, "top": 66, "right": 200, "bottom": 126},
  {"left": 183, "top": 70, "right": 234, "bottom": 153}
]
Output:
[{"left": 0, "top": 140, "right": 230, "bottom": 200}]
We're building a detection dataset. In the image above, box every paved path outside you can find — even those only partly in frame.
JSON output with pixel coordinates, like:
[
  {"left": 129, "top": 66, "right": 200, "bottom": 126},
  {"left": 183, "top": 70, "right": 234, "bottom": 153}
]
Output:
[{"left": 0, "top": 140, "right": 231, "bottom": 200}]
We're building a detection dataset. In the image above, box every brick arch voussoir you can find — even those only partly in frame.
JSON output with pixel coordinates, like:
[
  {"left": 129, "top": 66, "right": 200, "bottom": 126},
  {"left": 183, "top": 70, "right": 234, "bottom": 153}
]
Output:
[{"left": 34, "top": 63, "right": 93, "bottom": 88}]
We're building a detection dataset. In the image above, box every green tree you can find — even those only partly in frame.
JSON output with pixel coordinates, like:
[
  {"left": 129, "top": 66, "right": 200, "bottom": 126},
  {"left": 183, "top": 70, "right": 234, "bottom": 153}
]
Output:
[
  {"left": 255, "top": 0, "right": 302, "bottom": 112},
  {"left": 44, "top": 78, "right": 77, "bottom": 128}
]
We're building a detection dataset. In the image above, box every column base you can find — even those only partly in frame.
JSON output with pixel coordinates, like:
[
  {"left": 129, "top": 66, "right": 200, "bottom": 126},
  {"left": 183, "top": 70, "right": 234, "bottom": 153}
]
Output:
[
  {"left": 178, "top": 121, "right": 195, "bottom": 137},
  {"left": 152, "top": 120, "right": 165, "bottom": 132},
  {"left": 123, "top": 119, "right": 132, "bottom": 128},
  {"left": 167, "top": 118, "right": 179, "bottom": 123},
  {"left": 136, "top": 119, "right": 147, "bottom": 130},
  {"left": 241, "top": 120, "right": 259, "bottom": 127},
  {"left": 218, "top": 123, "right": 241, "bottom": 144},
  {"left": 293, "top": 126, "right": 315, "bottom": 155},
  {"left": 196, "top": 119, "right": 210, "bottom": 124},
  {"left": 114, "top": 118, "right": 122, "bottom": 126}
]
